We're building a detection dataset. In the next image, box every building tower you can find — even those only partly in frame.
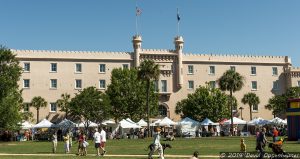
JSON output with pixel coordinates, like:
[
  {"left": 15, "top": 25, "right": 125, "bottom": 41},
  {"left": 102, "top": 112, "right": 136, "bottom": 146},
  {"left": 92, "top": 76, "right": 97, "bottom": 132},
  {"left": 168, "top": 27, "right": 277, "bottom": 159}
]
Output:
[
  {"left": 174, "top": 36, "right": 184, "bottom": 88},
  {"left": 132, "top": 35, "right": 142, "bottom": 67}
]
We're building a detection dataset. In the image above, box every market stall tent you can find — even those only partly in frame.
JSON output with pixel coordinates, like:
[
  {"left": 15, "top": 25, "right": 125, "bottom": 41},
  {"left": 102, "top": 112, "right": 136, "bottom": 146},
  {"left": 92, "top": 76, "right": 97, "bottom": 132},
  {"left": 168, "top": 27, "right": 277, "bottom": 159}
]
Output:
[
  {"left": 33, "top": 119, "right": 55, "bottom": 128},
  {"left": 223, "top": 117, "right": 247, "bottom": 125}
]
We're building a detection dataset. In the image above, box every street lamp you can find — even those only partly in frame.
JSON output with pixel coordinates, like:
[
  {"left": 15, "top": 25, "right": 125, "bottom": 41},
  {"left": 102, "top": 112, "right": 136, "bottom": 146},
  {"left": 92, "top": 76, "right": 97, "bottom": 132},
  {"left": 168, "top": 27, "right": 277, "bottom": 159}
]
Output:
[{"left": 239, "top": 107, "right": 244, "bottom": 120}]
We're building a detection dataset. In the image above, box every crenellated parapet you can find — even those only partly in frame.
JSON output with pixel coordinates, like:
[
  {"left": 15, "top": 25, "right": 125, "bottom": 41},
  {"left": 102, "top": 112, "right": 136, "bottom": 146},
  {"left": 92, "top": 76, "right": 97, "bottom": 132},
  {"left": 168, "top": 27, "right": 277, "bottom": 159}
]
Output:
[
  {"left": 285, "top": 67, "right": 300, "bottom": 78},
  {"left": 12, "top": 49, "right": 133, "bottom": 61},
  {"left": 183, "top": 53, "right": 291, "bottom": 65}
]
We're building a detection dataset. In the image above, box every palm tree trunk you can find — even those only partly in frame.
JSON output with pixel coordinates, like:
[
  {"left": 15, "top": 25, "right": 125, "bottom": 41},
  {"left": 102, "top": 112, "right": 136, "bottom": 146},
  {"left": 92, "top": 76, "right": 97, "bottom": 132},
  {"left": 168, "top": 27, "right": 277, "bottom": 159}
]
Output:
[
  {"left": 146, "top": 79, "right": 150, "bottom": 138},
  {"left": 250, "top": 105, "right": 253, "bottom": 120},
  {"left": 36, "top": 108, "right": 40, "bottom": 124},
  {"left": 230, "top": 91, "right": 233, "bottom": 136}
]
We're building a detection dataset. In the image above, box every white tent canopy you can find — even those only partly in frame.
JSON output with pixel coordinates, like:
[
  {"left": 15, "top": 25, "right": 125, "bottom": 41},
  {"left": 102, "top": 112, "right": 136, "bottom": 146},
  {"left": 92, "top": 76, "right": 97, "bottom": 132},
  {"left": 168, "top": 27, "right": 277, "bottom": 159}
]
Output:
[
  {"left": 150, "top": 119, "right": 161, "bottom": 126},
  {"left": 119, "top": 119, "right": 141, "bottom": 129},
  {"left": 57, "top": 119, "right": 76, "bottom": 128},
  {"left": 269, "top": 117, "right": 287, "bottom": 125},
  {"left": 21, "top": 121, "right": 33, "bottom": 129},
  {"left": 248, "top": 117, "right": 270, "bottom": 126},
  {"left": 78, "top": 121, "right": 98, "bottom": 128},
  {"left": 33, "top": 119, "right": 54, "bottom": 128},
  {"left": 201, "top": 118, "right": 219, "bottom": 126},
  {"left": 177, "top": 117, "right": 200, "bottom": 136},
  {"left": 137, "top": 119, "right": 147, "bottom": 127},
  {"left": 223, "top": 117, "right": 247, "bottom": 125},
  {"left": 102, "top": 119, "right": 116, "bottom": 125},
  {"left": 126, "top": 118, "right": 136, "bottom": 124},
  {"left": 157, "top": 117, "right": 177, "bottom": 126}
]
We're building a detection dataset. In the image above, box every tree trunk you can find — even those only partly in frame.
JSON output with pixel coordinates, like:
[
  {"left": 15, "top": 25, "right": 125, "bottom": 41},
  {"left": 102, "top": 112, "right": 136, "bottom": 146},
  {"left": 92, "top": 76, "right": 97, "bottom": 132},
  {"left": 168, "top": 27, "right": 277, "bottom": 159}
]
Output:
[
  {"left": 250, "top": 105, "right": 253, "bottom": 120},
  {"left": 230, "top": 91, "right": 233, "bottom": 136},
  {"left": 146, "top": 80, "right": 150, "bottom": 138},
  {"left": 36, "top": 108, "right": 40, "bottom": 124}
]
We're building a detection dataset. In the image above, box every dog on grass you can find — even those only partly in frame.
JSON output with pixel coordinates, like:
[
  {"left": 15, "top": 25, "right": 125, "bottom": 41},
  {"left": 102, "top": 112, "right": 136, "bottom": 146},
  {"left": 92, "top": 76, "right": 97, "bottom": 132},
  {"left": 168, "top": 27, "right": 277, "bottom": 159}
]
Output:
[{"left": 146, "top": 143, "right": 172, "bottom": 158}]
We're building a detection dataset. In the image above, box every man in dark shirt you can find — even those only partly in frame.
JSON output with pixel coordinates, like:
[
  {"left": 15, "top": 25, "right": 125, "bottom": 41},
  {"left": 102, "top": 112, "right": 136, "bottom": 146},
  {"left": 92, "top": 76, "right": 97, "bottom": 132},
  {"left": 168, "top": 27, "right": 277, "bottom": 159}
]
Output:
[{"left": 256, "top": 128, "right": 268, "bottom": 159}]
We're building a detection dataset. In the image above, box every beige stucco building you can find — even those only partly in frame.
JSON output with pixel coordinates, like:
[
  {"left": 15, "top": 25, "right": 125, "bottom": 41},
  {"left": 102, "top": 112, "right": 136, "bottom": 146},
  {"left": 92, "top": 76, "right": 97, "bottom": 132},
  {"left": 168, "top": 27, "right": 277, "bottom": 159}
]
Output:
[{"left": 14, "top": 35, "right": 300, "bottom": 123}]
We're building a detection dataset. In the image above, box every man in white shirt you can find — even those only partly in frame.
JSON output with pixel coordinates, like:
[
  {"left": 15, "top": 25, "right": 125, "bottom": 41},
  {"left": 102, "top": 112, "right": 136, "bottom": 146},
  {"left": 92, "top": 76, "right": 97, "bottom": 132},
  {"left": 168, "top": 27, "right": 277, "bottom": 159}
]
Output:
[
  {"left": 100, "top": 127, "right": 107, "bottom": 156},
  {"left": 93, "top": 128, "right": 101, "bottom": 156},
  {"left": 148, "top": 127, "right": 164, "bottom": 159}
]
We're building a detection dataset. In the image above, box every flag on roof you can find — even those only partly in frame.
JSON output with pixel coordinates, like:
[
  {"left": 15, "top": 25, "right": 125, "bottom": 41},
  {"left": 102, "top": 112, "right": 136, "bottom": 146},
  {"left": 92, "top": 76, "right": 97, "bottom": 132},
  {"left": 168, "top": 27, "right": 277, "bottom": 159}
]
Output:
[{"left": 177, "top": 8, "right": 180, "bottom": 22}]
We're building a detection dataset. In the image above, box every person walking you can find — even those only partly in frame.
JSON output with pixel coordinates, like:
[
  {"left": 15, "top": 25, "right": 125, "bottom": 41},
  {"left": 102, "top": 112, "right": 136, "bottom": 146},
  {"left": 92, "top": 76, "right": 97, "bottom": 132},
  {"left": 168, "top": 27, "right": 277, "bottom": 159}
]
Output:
[
  {"left": 68, "top": 129, "right": 73, "bottom": 152},
  {"left": 148, "top": 127, "right": 164, "bottom": 159},
  {"left": 63, "top": 132, "right": 70, "bottom": 153},
  {"left": 272, "top": 127, "right": 279, "bottom": 142},
  {"left": 51, "top": 131, "right": 58, "bottom": 153},
  {"left": 93, "top": 128, "right": 101, "bottom": 156},
  {"left": 256, "top": 127, "right": 268, "bottom": 159},
  {"left": 100, "top": 127, "right": 107, "bottom": 156}
]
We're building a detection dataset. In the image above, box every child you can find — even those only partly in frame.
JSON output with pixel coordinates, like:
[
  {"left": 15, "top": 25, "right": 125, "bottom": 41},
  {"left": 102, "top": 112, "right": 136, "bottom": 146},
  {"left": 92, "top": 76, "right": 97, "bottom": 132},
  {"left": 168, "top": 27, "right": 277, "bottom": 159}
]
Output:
[{"left": 240, "top": 138, "right": 246, "bottom": 152}]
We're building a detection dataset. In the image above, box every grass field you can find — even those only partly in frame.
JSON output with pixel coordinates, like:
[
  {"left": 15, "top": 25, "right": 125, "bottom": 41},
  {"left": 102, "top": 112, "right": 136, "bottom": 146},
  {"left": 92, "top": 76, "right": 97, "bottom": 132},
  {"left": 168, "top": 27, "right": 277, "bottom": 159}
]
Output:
[{"left": 0, "top": 136, "right": 299, "bottom": 159}]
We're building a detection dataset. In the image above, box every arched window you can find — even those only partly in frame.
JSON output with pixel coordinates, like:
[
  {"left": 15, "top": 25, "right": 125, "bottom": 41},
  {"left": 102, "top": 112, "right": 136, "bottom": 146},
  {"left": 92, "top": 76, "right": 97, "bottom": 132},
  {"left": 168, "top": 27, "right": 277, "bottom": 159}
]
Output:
[{"left": 158, "top": 105, "right": 167, "bottom": 117}]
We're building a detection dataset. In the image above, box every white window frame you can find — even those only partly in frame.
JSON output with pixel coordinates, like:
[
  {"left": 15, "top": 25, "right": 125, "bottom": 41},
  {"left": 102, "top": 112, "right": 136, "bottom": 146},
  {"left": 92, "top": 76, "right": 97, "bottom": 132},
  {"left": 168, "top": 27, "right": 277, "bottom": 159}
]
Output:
[
  {"left": 209, "top": 66, "right": 215, "bottom": 75},
  {"left": 50, "top": 79, "right": 57, "bottom": 89},
  {"left": 209, "top": 81, "right": 216, "bottom": 89},
  {"left": 272, "top": 67, "right": 278, "bottom": 76},
  {"left": 50, "top": 103, "right": 57, "bottom": 112},
  {"left": 161, "top": 80, "right": 167, "bottom": 92},
  {"left": 99, "top": 80, "right": 106, "bottom": 89},
  {"left": 99, "top": 64, "right": 106, "bottom": 73},
  {"left": 273, "top": 81, "right": 279, "bottom": 90},
  {"left": 50, "top": 63, "right": 57, "bottom": 72},
  {"left": 251, "top": 66, "right": 256, "bottom": 75},
  {"left": 153, "top": 80, "right": 159, "bottom": 92},
  {"left": 75, "top": 63, "right": 82, "bottom": 73},
  {"left": 252, "top": 104, "right": 258, "bottom": 112},
  {"left": 188, "top": 65, "right": 194, "bottom": 74},
  {"left": 23, "top": 79, "right": 30, "bottom": 88},
  {"left": 24, "top": 63, "right": 30, "bottom": 72},
  {"left": 298, "top": 81, "right": 300, "bottom": 87},
  {"left": 188, "top": 80, "right": 194, "bottom": 90},
  {"left": 251, "top": 81, "right": 257, "bottom": 90},
  {"left": 122, "top": 64, "right": 129, "bottom": 69},
  {"left": 75, "top": 79, "right": 82, "bottom": 89}
]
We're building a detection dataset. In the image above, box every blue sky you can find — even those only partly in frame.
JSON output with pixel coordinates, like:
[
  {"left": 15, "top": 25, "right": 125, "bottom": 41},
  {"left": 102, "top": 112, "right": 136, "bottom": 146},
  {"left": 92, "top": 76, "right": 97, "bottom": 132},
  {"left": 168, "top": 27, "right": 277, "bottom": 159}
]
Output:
[{"left": 1, "top": 0, "right": 300, "bottom": 66}]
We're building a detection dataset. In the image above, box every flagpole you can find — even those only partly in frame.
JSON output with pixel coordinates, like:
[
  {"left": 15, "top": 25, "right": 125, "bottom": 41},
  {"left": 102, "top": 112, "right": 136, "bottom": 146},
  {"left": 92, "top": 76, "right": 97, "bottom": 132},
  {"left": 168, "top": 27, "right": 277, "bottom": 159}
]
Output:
[
  {"left": 136, "top": 1, "right": 138, "bottom": 35},
  {"left": 177, "top": 8, "right": 180, "bottom": 36}
]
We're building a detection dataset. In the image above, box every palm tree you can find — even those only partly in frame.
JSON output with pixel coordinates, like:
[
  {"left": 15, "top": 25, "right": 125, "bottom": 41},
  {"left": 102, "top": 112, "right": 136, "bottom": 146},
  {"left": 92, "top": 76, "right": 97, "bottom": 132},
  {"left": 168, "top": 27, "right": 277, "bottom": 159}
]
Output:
[
  {"left": 218, "top": 69, "right": 244, "bottom": 134},
  {"left": 242, "top": 92, "right": 260, "bottom": 120},
  {"left": 31, "top": 96, "right": 47, "bottom": 123},
  {"left": 138, "top": 59, "right": 160, "bottom": 137},
  {"left": 56, "top": 93, "right": 71, "bottom": 119}
]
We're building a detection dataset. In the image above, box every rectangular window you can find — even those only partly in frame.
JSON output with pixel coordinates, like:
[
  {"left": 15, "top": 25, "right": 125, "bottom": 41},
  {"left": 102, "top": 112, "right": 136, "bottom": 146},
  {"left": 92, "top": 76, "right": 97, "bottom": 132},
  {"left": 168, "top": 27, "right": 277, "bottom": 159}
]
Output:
[
  {"left": 251, "top": 66, "right": 256, "bottom": 75},
  {"left": 153, "top": 80, "right": 159, "bottom": 92},
  {"left": 23, "top": 103, "right": 30, "bottom": 112},
  {"left": 209, "top": 66, "right": 215, "bottom": 74},
  {"left": 230, "top": 66, "right": 236, "bottom": 71},
  {"left": 24, "top": 63, "right": 30, "bottom": 72},
  {"left": 251, "top": 81, "right": 257, "bottom": 90},
  {"left": 161, "top": 80, "right": 167, "bottom": 92},
  {"left": 209, "top": 81, "right": 216, "bottom": 89},
  {"left": 75, "top": 63, "right": 82, "bottom": 73},
  {"left": 75, "top": 79, "right": 82, "bottom": 89},
  {"left": 99, "top": 80, "right": 106, "bottom": 89},
  {"left": 50, "top": 63, "right": 57, "bottom": 72},
  {"left": 50, "top": 103, "right": 57, "bottom": 112},
  {"left": 123, "top": 64, "right": 129, "bottom": 69},
  {"left": 23, "top": 79, "right": 30, "bottom": 88},
  {"left": 50, "top": 79, "right": 57, "bottom": 89},
  {"left": 252, "top": 104, "right": 258, "bottom": 112},
  {"left": 272, "top": 67, "right": 278, "bottom": 76},
  {"left": 188, "top": 65, "right": 194, "bottom": 74},
  {"left": 298, "top": 81, "right": 300, "bottom": 87},
  {"left": 99, "top": 64, "right": 106, "bottom": 73},
  {"left": 188, "top": 81, "right": 194, "bottom": 89},
  {"left": 273, "top": 81, "right": 279, "bottom": 90}
]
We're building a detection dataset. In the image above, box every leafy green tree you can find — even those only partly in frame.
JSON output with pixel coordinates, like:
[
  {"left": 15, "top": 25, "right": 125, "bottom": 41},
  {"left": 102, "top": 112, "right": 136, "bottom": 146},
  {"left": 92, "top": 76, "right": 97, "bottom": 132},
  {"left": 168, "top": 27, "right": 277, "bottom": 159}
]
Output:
[
  {"left": 265, "top": 87, "right": 300, "bottom": 117},
  {"left": 106, "top": 68, "right": 158, "bottom": 122},
  {"left": 175, "top": 86, "right": 230, "bottom": 122},
  {"left": 56, "top": 93, "right": 71, "bottom": 119},
  {"left": 69, "top": 87, "right": 111, "bottom": 133},
  {"left": 241, "top": 92, "right": 260, "bottom": 120},
  {"left": 31, "top": 96, "right": 47, "bottom": 123},
  {"left": 0, "top": 46, "right": 23, "bottom": 130},
  {"left": 218, "top": 69, "right": 244, "bottom": 133},
  {"left": 138, "top": 60, "right": 160, "bottom": 137}
]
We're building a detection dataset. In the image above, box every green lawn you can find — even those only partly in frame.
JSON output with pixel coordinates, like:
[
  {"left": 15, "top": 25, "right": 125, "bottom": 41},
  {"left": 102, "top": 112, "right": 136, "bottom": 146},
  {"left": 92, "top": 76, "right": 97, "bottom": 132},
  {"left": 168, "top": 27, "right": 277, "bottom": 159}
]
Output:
[{"left": 0, "top": 136, "right": 299, "bottom": 159}]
